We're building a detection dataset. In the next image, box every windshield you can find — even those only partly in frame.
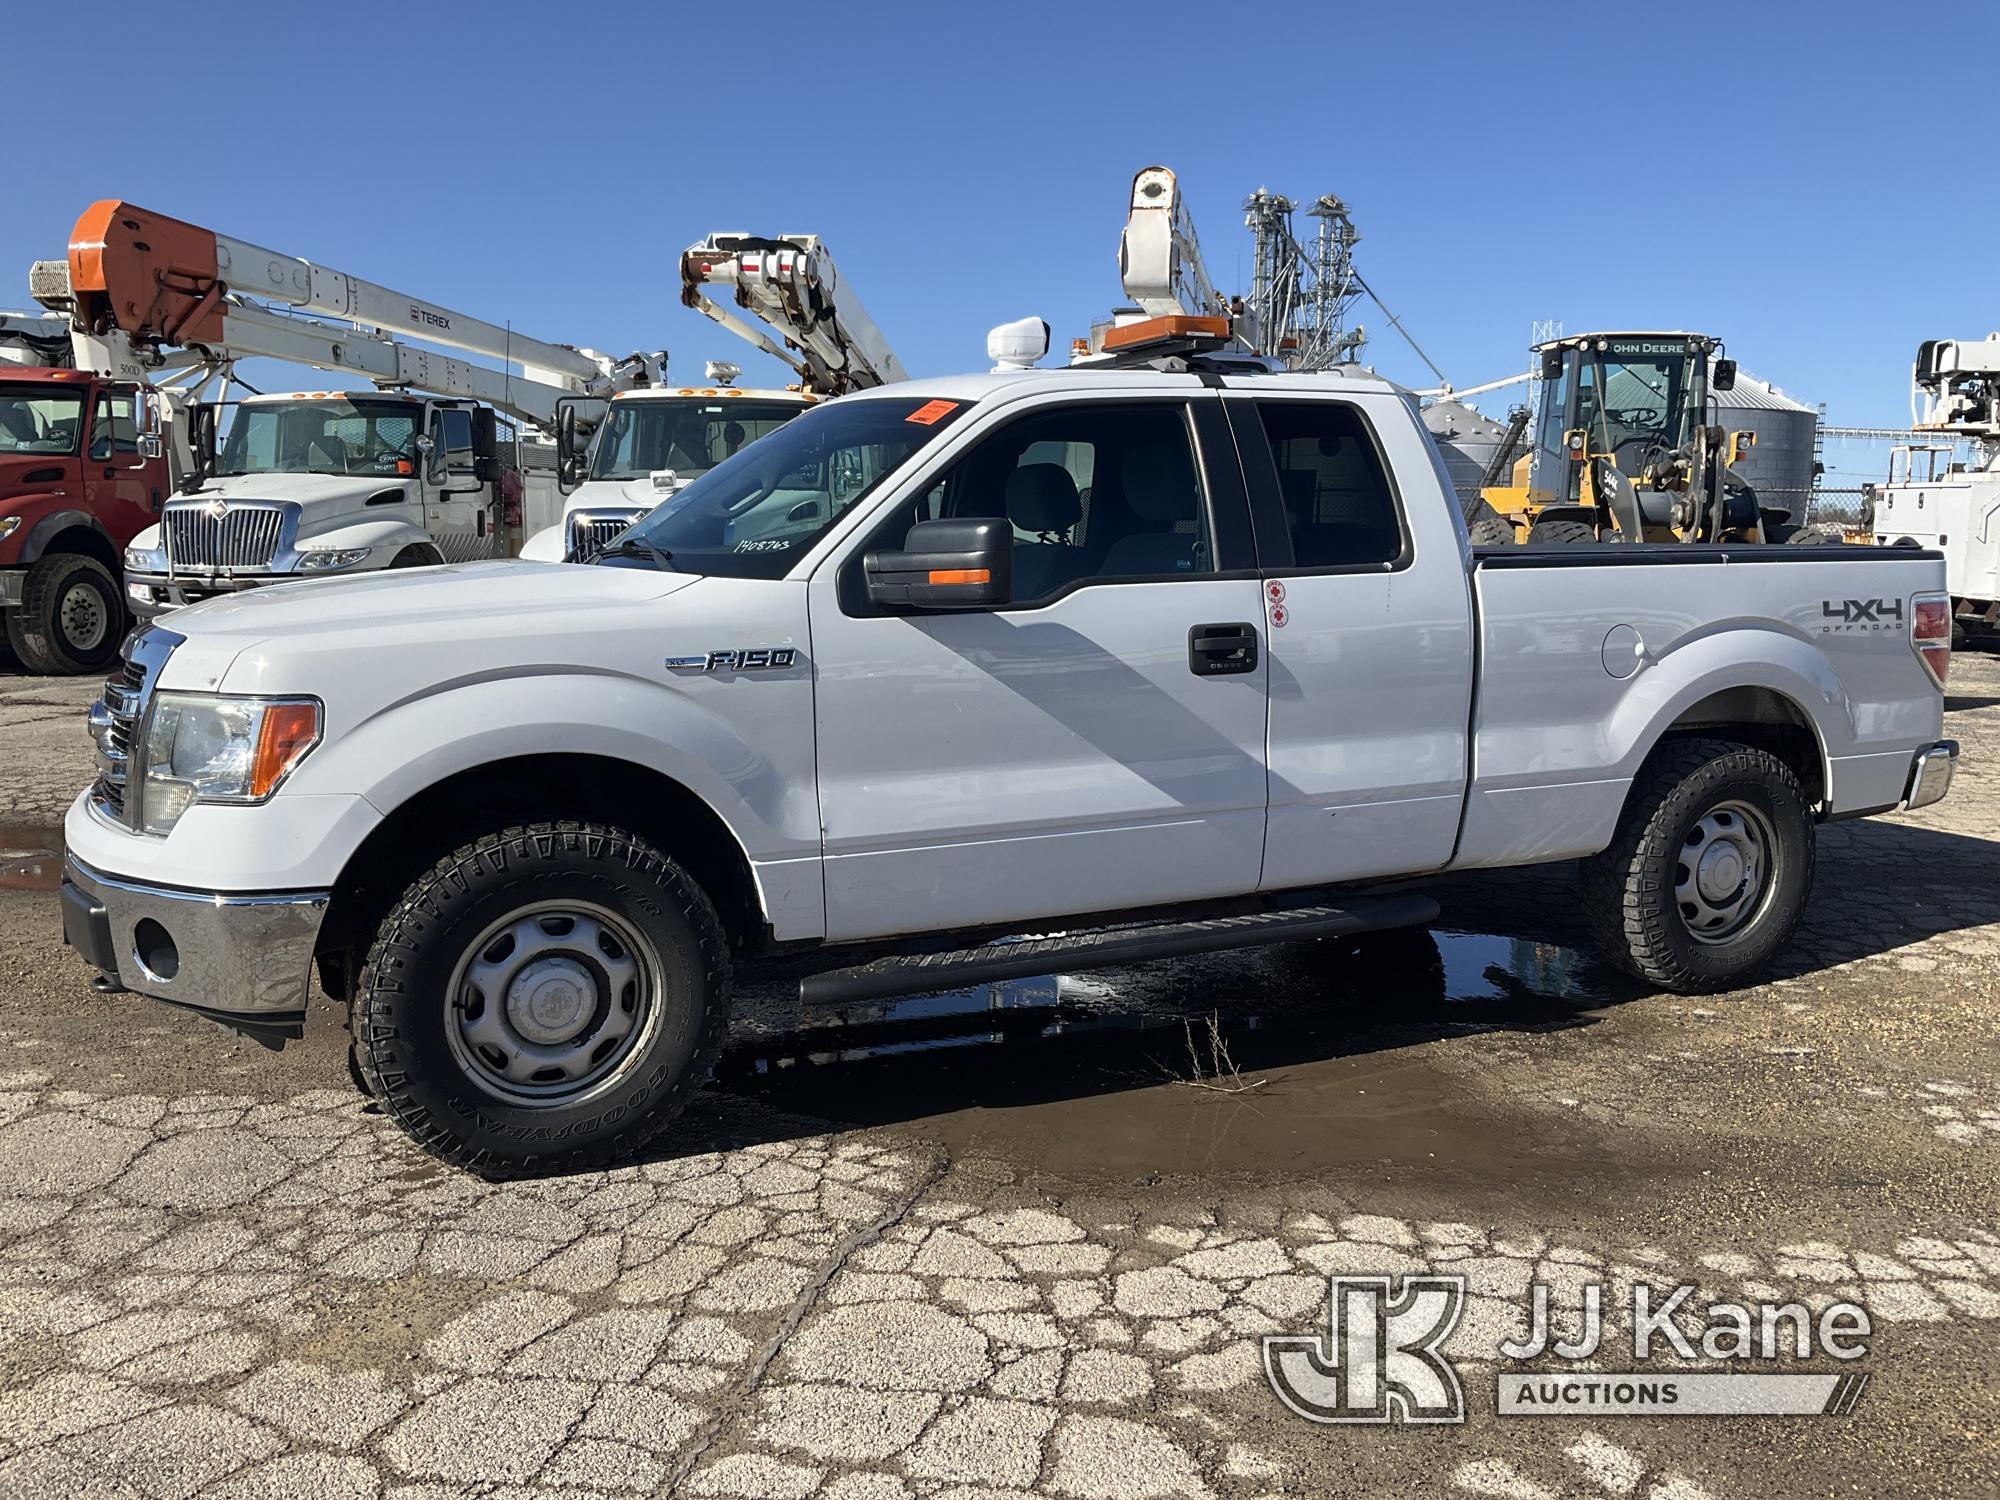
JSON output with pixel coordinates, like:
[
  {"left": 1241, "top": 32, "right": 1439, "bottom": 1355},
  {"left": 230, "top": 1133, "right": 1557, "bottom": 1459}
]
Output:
[
  {"left": 608, "top": 394, "right": 975, "bottom": 580},
  {"left": 1575, "top": 342, "right": 1700, "bottom": 466},
  {"left": 216, "top": 398, "right": 422, "bottom": 477},
  {"left": 589, "top": 398, "right": 805, "bottom": 481},
  {"left": 0, "top": 387, "right": 85, "bottom": 456}
]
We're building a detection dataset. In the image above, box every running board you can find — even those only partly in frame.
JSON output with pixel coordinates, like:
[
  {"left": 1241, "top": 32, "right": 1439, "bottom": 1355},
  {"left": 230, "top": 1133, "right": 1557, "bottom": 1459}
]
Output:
[{"left": 798, "top": 893, "right": 1440, "bottom": 1006}]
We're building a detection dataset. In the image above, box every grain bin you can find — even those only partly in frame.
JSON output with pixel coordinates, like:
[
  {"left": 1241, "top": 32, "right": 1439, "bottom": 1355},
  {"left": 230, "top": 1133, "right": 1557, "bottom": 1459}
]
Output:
[{"left": 1713, "top": 373, "right": 1818, "bottom": 521}]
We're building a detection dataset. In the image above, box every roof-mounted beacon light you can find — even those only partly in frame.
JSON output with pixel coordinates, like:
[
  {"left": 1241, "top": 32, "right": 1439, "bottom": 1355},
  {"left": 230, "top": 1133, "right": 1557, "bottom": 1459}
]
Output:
[{"left": 988, "top": 317, "right": 1050, "bottom": 372}]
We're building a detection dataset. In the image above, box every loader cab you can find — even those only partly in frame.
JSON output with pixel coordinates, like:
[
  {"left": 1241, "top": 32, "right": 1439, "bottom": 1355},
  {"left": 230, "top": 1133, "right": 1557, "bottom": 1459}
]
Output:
[{"left": 1527, "top": 333, "right": 1721, "bottom": 501}]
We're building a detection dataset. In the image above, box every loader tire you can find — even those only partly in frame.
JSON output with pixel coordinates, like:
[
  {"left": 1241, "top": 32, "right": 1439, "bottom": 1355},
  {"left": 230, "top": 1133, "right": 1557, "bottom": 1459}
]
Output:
[
  {"left": 1526, "top": 519, "right": 1598, "bottom": 546},
  {"left": 1776, "top": 523, "right": 1846, "bottom": 546},
  {"left": 1579, "top": 738, "right": 1815, "bottom": 993},
  {"left": 5, "top": 553, "right": 126, "bottom": 675},
  {"left": 354, "top": 821, "right": 732, "bottom": 1177},
  {"left": 1462, "top": 499, "right": 1518, "bottom": 547}
]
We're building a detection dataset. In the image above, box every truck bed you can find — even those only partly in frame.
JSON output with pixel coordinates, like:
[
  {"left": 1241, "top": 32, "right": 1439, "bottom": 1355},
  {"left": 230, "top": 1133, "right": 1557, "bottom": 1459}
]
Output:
[{"left": 1450, "top": 543, "right": 1947, "bottom": 870}]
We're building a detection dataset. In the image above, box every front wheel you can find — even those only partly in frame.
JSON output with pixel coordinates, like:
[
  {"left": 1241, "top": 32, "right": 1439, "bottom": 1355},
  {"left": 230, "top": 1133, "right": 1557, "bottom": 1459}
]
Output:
[
  {"left": 1579, "top": 738, "right": 1815, "bottom": 992},
  {"left": 353, "top": 822, "right": 732, "bottom": 1175},
  {"left": 6, "top": 553, "right": 126, "bottom": 674}
]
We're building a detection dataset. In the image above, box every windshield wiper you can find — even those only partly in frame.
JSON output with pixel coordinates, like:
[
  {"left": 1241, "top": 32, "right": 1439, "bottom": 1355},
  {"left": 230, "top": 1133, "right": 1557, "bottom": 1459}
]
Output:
[{"left": 597, "top": 536, "right": 678, "bottom": 572}]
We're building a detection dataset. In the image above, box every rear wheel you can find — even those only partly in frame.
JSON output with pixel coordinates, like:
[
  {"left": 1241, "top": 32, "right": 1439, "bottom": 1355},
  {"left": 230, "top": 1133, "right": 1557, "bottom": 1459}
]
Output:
[
  {"left": 5, "top": 553, "right": 125, "bottom": 675},
  {"left": 1526, "top": 518, "right": 1598, "bottom": 546},
  {"left": 1579, "top": 738, "right": 1815, "bottom": 992},
  {"left": 354, "top": 821, "right": 732, "bottom": 1175}
]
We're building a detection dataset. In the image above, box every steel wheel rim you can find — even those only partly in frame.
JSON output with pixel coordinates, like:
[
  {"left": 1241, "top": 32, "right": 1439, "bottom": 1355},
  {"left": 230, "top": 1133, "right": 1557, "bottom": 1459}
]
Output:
[
  {"left": 1675, "top": 798, "right": 1775, "bottom": 944},
  {"left": 59, "top": 581, "right": 108, "bottom": 651},
  {"left": 445, "top": 899, "right": 663, "bottom": 1107}
]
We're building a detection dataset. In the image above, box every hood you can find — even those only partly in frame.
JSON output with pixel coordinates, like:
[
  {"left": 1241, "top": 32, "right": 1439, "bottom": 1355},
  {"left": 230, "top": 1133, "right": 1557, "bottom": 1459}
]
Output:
[
  {"left": 154, "top": 560, "right": 698, "bottom": 689},
  {"left": 188, "top": 471, "right": 415, "bottom": 511},
  {"left": 564, "top": 476, "right": 693, "bottom": 515}
]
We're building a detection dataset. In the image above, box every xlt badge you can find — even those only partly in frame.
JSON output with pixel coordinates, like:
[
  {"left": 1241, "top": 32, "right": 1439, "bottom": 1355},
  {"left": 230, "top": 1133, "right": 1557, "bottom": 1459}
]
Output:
[{"left": 665, "top": 648, "right": 800, "bottom": 673}]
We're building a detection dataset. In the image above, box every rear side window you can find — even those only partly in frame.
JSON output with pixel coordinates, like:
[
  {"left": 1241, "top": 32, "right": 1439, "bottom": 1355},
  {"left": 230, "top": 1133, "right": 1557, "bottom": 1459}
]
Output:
[{"left": 1257, "top": 401, "right": 1404, "bottom": 568}]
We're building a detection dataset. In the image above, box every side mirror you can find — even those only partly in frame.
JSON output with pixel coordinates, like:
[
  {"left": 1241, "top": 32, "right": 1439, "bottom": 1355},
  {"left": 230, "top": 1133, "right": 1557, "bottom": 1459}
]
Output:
[
  {"left": 864, "top": 518, "right": 1012, "bottom": 610},
  {"left": 1539, "top": 346, "right": 1564, "bottom": 381},
  {"left": 138, "top": 434, "right": 164, "bottom": 461},
  {"left": 1712, "top": 358, "right": 1736, "bottom": 393},
  {"left": 417, "top": 433, "right": 444, "bottom": 485}
]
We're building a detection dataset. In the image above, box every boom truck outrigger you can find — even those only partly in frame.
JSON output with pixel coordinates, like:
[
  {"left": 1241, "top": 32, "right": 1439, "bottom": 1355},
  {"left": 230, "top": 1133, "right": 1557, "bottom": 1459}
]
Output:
[
  {"left": 30, "top": 199, "right": 663, "bottom": 626},
  {"left": 528, "top": 232, "right": 907, "bottom": 563}
]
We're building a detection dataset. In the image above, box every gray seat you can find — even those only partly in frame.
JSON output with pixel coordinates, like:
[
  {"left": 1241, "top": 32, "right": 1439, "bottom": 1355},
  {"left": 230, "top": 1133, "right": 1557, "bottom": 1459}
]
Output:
[
  {"left": 1005, "top": 463, "right": 1085, "bottom": 601},
  {"left": 1099, "top": 446, "right": 1201, "bottom": 577}
]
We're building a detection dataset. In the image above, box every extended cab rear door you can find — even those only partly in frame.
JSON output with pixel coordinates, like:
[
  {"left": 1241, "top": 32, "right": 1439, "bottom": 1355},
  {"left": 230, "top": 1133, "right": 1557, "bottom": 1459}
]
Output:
[
  {"left": 806, "top": 388, "right": 1270, "bottom": 942},
  {"left": 1225, "top": 385, "right": 1476, "bottom": 887}
]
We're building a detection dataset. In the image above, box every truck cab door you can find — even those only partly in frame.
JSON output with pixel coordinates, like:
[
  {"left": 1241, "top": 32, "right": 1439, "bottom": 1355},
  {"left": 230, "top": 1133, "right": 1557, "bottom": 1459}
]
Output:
[
  {"left": 423, "top": 406, "right": 496, "bottom": 559},
  {"left": 1226, "top": 390, "right": 1475, "bottom": 888},
  {"left": 807, "top": 393, "right": 1270, "bottom": 943},
  {"left": 82, "top": 386, "right": 159, "bottom": 543}
]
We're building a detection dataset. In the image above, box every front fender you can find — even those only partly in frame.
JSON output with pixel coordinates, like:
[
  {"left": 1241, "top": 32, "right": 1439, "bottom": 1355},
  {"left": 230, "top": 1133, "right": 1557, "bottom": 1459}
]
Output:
[
  {"left": 519, "top": 525, "right": 564, "bottom": 562},
  {"left": 269, "top": 670, "right": 824, "bottom": 938},
  {"left": 0, "top": 503, "right": 109, "bottom": 567}
]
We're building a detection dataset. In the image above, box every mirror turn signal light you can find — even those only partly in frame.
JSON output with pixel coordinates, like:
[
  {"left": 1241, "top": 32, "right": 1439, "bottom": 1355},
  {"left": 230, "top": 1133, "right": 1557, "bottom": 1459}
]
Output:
[{"left": 928, "top": 569, "right": 991, "bottom": 586}]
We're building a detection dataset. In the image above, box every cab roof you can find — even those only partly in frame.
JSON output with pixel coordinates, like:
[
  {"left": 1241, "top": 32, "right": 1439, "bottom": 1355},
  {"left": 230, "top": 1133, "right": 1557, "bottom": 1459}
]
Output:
[
  {"left": 612, "top": 386, "right": 812, "bottom": 404},
  {"left": 833, "top": 362, "right": 1400, "bottom": 406}
]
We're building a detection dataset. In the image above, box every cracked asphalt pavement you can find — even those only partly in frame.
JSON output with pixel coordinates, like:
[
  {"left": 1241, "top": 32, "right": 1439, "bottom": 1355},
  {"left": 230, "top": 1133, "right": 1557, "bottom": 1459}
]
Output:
[{"left": 0, "top": 655, "right": 1996, "bottom": 1498}]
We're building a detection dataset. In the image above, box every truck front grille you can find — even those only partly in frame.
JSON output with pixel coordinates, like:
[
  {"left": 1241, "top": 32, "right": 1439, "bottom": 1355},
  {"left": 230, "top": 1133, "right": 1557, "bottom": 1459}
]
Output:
[
  {"left": 90, "top": 628, "right": 181, "bottom": 829},
  {"left": 165, "top": 503, "right": 286, "bottom": 570},
  {"left": 567, "top": 510, "right": 641, "bottom": 564}
]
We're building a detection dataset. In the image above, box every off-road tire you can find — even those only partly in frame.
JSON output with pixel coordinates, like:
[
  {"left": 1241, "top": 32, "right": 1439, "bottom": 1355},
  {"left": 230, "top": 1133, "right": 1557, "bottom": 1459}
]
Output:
[
  {"left": 1776, "top": 523, "right": 1846, "bottom": 546},
  {"left": 6, "top": 553, "right": 125, "bottom": 675},
  {"left": 1526, "top": 518, "right": 1598, "bottom": 546},
  {"left": 354, "top": 821, "right": 732, "bottom": 1176},
  {"left": 1462, "top": 499, "right": 1518, "bottom": 548},
  {"left": 1579, "top": 738, "right": 1815, "bottom": 993}
]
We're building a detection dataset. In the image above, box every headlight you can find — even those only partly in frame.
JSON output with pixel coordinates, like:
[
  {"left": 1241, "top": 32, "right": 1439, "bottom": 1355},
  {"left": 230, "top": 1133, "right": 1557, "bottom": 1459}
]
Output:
[
  {"left": 298, "top": 547, "right": 371, "bottom": 571},
  {"left": 0, "top": 516, "right": 21, "bottom": 542},
  {"left": 140, "top": 694, "right": 321, "bottom": 836},
  {"left": 123, "top": 545, "right": 162, "bottom": 570}
]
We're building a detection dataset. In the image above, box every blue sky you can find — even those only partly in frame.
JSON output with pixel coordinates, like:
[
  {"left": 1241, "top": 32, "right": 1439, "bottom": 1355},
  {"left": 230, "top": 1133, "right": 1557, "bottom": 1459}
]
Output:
[{"left": 13, "top": 1, "right": 1994, "bottom": 439}]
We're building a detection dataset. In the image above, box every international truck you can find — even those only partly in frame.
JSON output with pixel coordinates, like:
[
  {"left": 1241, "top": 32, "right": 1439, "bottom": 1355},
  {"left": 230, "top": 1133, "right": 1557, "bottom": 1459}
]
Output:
[{"left": 60, "top": 318, "right": 1959, "bottom": 1173}]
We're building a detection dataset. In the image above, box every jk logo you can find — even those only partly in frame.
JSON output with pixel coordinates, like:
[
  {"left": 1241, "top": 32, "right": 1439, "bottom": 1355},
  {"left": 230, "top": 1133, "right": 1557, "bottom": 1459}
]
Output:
[
  {"left": 1264, "top": 1275, "right": 1467, "bottom": 1424},
  {"left": 1821, "top": 598, "right": 1902, "bottom": 626}
]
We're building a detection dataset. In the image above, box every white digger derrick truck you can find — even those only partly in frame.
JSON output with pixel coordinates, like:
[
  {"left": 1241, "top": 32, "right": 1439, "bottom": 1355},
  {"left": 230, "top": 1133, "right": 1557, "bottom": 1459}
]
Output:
[
  {"left": 528, "top": 232, "right": 906, "bottom": 563},
  {"left": 36, "top": 199, "right": 663, "bottom": 619},
  {"left": 1873, "top": 335, "right": 2000, "bottom": 647}
]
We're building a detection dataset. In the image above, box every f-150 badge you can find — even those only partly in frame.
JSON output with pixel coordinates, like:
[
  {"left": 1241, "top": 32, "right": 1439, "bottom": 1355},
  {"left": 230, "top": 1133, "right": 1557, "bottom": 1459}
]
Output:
[{"left": 665, "top": 649, "right": 800, "bottom": 673}]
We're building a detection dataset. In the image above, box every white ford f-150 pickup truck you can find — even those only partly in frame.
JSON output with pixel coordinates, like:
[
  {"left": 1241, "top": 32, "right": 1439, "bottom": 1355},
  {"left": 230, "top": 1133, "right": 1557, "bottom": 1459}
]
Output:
[{"left": 61, "top": 358, "right": 1960, "bottom": 1173}]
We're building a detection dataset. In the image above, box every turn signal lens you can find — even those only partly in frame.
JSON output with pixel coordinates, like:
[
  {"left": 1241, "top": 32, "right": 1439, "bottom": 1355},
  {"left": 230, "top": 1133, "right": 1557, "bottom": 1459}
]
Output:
[
  {"left": 929, "top": 569, "right": 990, "bottom": 586},
  {"left": 250, "top": 702, "right": 321, "bottom": 798},
  {"left": 1912, "top": 592, "right": 1951, "bottom": 688}
]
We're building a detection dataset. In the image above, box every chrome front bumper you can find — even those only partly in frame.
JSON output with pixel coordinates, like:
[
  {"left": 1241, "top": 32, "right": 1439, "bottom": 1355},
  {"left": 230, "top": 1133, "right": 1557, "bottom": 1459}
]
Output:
[
  {"left": 61, "top": 854, "right": 328, "bottom": 1031},
  {"left": 1905, "top": 740, "right": 1959, "bottom": 811},
  {"left": 124, "top": 570, "right": 286, "bottom": 620}
]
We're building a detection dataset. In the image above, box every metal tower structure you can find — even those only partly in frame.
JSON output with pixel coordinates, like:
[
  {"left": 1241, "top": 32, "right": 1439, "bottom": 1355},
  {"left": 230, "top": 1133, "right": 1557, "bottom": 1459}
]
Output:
[{"left": 1241, "top": 188, "right": 1366, "bottom": 369}]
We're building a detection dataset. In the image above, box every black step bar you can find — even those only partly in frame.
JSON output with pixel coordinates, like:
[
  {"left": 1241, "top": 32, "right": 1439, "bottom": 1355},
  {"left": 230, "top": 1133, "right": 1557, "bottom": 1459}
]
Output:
[{"left": 799, "top": 892, "right": 1440, "bottom": 1006}]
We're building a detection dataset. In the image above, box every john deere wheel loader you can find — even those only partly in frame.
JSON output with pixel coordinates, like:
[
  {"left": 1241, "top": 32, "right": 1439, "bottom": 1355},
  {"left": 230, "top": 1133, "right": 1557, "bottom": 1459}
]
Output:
[{"left": 1479, "top": 332, "right": 1841, "bottom": 546}]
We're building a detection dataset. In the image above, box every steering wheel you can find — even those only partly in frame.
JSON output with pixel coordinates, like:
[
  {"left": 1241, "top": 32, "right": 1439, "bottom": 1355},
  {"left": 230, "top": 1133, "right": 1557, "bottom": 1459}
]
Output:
[{"left": 1607, "top": 407, "right": 1661, "bottom": 431}]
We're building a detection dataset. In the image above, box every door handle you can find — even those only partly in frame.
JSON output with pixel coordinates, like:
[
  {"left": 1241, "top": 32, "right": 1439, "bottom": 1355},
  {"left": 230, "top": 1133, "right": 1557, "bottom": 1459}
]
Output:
[{"left": 1189, "top": 621, "right": 1258, "bottom": 676}]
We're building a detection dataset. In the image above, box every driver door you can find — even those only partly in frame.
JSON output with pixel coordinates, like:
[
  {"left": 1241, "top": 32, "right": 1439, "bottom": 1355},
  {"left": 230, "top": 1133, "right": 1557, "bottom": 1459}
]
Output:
[{"left": 423, "top": 407, "right": 498, "bottom": 560}]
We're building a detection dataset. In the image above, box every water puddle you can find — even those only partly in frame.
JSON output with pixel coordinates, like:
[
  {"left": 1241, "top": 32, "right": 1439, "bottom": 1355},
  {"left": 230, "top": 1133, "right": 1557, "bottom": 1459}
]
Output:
[
  {"left": 0, "top": 825, "right": 61, "bottom": 892},
  {"left": 717, "top": 928, "right": 1638, "bottom": 1185}
]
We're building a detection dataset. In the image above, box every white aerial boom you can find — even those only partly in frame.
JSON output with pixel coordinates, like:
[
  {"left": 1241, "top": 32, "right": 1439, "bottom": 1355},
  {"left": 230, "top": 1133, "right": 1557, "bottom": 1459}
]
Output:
[
  {"left": 41, "top": 200, "right": 661, "bottom": 428},
  {"left": 679, "top": 234, "right": 906, "bottom": 395},
  {"left": 1118, "top": 165, "right": 1233, "bottom": 321}
]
